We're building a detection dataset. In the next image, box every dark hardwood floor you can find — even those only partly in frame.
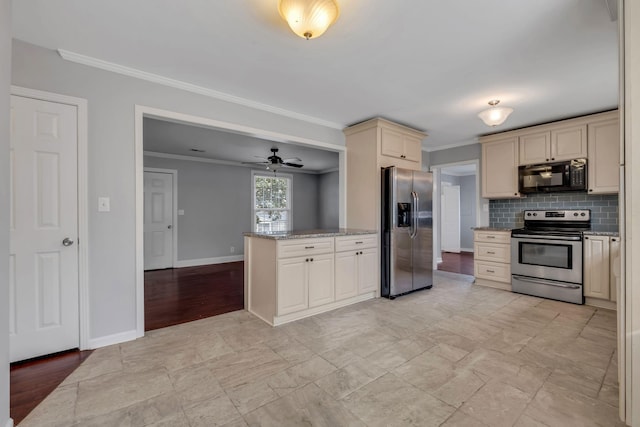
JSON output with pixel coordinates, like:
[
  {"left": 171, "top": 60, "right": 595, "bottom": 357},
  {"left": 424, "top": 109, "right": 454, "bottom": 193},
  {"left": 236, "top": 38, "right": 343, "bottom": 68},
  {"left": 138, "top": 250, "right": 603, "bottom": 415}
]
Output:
[
  {"left": 437, "top": 251, "right": 474, "bottom": 276},
  {"left": 10, "top": 262, "right": 244, "bottom": 424},
  {"left": 10, "top": 349, "right": 93, "bottom": 425},
  {"left": 144, "top": 261, "right": 245, "bottom": 331}
]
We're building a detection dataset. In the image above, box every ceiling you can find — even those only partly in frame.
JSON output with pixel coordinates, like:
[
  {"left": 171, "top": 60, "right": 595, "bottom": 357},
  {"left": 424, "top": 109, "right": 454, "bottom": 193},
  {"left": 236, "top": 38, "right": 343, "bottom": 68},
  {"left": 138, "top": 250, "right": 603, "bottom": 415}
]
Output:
[
  {"left": 439, "top": 163, "right": 477, "bottom": 177},
  {"left": 12, "top": 1, "right": 619, "bottom": 151},
  {"left": 143, "top": 118, "right": 340, "bottom": 173}
]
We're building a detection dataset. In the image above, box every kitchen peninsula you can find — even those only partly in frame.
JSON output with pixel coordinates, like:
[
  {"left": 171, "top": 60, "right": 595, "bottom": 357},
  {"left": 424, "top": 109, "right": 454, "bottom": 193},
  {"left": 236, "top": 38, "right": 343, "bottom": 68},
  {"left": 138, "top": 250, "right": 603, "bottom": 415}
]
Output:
[{"left": 244, "top": 229, "right": 378, "bottom": 326}]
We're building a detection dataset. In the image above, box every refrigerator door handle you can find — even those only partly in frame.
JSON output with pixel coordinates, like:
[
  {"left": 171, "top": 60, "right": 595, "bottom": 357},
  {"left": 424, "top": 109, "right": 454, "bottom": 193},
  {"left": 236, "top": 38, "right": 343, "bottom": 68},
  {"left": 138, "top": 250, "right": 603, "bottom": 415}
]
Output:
[{"left": 410, "top": 191, "right": 418, "bottom": 238}]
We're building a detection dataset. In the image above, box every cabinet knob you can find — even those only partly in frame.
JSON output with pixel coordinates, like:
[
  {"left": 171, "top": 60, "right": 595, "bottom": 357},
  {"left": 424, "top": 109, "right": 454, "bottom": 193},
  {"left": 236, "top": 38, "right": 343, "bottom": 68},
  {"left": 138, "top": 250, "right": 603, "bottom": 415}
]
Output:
[
  {"left": 306, "top": 258, "right": 309, "bottom": 262},
  {"left": 546, "top": 158, "right": 549, "bottom": 161},
  {"left": 310, "top": 258, "right": 314, "bottom": 262},
  {"left": 612, "top": 238, "right": 617, "bottom": 242},
  {"left": 515, "top": 193, "right": 519, "bottom": 196},
  {"left": 589, "top": 189, "right": 593, "bottom": 192},
  {"left": 585, "top": 237, "right": 589, "bottom": 240},
  {"left": 551, "top": 158, "right": 555, "bottom": 160}
]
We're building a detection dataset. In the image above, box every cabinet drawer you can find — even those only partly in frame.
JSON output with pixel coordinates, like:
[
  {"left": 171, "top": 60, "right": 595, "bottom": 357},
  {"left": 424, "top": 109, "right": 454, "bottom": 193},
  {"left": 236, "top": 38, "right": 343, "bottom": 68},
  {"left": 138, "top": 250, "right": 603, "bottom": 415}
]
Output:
[
  {"left": 277, "top": 237, "right": 334, "bottom": 258},
  {"left": 335, "top": 234, "right": 377, "bottom": 252},
  {"left": 474, "top": 242, "right": 510, "bottom": 263},
  {"left": 475, "top": 260, "right": 511, "bottom": 283},
  {"left": 474, "top": 231, "right": 511, "bottom": 244}
]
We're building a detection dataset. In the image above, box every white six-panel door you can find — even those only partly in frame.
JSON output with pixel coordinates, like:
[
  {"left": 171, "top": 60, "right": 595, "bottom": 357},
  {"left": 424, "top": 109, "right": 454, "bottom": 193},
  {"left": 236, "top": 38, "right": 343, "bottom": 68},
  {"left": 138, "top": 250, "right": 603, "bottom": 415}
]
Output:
[
  {"left": 10, "top": 95, "right": 79, "bottom": 362},
  {"left": 143, "top": 171, "right": 174, "bottom": 270}
]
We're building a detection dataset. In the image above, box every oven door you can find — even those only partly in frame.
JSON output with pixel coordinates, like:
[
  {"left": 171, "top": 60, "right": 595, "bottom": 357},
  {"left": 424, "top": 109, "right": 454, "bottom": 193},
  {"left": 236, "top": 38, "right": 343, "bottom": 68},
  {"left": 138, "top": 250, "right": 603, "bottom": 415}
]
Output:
[{"left": 510, "top": 235, "right": 582, "bottom": 284}]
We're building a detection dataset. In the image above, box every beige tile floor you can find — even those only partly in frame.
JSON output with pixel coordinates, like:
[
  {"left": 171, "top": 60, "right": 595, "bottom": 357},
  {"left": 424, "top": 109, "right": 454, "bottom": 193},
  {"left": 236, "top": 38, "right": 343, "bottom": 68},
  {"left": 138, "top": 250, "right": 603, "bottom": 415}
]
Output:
[{"left": 20, "top": 273, "right": 625, "bottom": 427}]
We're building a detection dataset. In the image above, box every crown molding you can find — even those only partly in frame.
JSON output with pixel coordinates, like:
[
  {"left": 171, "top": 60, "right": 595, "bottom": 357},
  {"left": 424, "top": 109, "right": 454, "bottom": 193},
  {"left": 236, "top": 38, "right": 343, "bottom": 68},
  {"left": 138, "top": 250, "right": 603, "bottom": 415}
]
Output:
[
  {"left": 143, "top": 151, "right": 320, "bottom": 174},
  {"left": 423, "top": 139, "right": 479, "bottom": 152},
  {"left": 57, "top": 49, "right": 344, "bottom": 130}
]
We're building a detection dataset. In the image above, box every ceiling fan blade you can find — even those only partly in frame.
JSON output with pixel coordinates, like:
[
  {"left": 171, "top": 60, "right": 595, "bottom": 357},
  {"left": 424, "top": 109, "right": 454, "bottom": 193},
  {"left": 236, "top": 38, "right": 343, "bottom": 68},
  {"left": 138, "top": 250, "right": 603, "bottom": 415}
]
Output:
[
  {"left": 283, "top": 162, "right": 304, "bottom": 168},
  {"left": 282, "top": 157, "right": 302, "bottom": 163},
  {"left": 242, "top": 161, "right": 269, "bottom": 165}
]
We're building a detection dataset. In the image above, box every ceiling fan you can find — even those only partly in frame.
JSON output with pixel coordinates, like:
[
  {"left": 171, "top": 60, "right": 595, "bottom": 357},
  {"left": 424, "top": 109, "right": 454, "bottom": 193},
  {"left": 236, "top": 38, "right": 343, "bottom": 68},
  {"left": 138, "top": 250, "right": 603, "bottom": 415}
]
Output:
[{"left": 244, "top": 148, "right": 304, "bottom": 171}]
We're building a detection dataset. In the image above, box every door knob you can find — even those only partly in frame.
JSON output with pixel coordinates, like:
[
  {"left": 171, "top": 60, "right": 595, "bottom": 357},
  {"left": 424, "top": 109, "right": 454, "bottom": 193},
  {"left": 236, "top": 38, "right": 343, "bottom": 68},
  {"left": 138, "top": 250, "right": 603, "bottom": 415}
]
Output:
[
  {"left": 62, "top": 238, "right": 74, "bottom": 247},
  {"left": 167, "top": 225, "right": 172, "bottom": 229}
]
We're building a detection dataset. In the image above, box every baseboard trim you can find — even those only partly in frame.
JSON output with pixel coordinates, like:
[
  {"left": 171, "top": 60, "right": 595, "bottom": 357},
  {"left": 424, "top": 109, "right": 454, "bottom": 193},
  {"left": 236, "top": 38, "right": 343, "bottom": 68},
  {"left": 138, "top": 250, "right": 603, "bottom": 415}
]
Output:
[
  {"left": 5, "top": 418, "right": 14, "bottom": 427},
  {"left": 174, "top": 255, "right": 244, "bottom": 268},
  {"left": 88, "top": 329, "right": 138, "bottom": 349},
  {"left": 460, "top": 248, "right": 474, "bottom": 253},
  {"left": 436, "top": 257, "right": 443, "bottom": 263},
  {"left": 585, "top": 297, "right": 617, "bottom": 310}
]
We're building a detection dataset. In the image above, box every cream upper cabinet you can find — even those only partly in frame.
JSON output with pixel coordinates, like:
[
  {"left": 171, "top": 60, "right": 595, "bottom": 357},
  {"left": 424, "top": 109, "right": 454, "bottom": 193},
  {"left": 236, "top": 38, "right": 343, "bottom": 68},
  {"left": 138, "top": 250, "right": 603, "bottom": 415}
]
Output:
[
  {"left": 583, "top": 235, "right": 611, "bottom": 300},
  {"left": 551, "top": 124, "right": 587, "bottom": 161},
  {"left": 380, "top": 128, "right": 422, "bottom": 163},
  {"left": 519, "top": 131, "right": 550, "bottom": 165},
  {"left": 588, "top": 117, "right": 620, "bottom": 194},
  {"left": 344, "top": 118, "right": 426, "bottom": 230},
  {"left": 481, "top": 136, "right": 520, "bottom": 199},
  {"left": 519, "top": 125, "right": 586, "bottom": 165}
]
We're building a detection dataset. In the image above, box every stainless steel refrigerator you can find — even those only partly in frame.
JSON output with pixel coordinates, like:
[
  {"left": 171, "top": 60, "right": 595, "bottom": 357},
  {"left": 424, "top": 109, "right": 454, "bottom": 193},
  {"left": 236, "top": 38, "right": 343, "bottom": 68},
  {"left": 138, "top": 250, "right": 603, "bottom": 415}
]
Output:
[{"left": 381, "top": 166, "right": 433, "bottom": 298}]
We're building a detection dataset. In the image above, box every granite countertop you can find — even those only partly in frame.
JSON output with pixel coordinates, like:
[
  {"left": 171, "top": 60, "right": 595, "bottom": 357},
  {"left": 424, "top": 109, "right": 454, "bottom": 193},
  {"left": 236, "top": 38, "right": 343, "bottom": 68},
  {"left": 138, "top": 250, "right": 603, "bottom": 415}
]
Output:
[
  {"left": 473, "top": 227, "right": 513, "bottom": 232},
  {"left": 583, "top": 231, "right": 620, "bottom": 237},
  {"left": 244, "top": 228, "right": 377, "bottom": 240}
]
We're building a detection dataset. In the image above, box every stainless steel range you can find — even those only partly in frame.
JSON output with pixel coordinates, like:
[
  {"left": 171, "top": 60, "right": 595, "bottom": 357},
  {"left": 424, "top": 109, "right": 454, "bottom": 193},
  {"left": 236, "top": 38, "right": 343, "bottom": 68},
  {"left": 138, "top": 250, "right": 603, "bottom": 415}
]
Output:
[{"left": 511, "top": 209, "right": 591, "bottom": 304}]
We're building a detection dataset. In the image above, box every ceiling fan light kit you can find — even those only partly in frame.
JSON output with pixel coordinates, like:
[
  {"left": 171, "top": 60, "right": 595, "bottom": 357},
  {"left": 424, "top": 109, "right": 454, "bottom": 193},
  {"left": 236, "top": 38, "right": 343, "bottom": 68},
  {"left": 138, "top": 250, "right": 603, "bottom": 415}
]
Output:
[
  {"left": 478, "top": 99, "right": 514, "bottom": 127},
  {"left": 278, "top": 0, "right": 340, "bottom": 40}
]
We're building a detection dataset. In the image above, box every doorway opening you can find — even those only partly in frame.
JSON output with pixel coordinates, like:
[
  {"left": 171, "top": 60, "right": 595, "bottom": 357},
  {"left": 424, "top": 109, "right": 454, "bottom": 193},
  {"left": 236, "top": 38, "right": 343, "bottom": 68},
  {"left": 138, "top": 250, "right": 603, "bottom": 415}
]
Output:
[
  {"left": 431, "top": 160, "right": 487, "bottom": 276},
  {"left": 136, "top": 106, "right": 346, "bottom": 334}
]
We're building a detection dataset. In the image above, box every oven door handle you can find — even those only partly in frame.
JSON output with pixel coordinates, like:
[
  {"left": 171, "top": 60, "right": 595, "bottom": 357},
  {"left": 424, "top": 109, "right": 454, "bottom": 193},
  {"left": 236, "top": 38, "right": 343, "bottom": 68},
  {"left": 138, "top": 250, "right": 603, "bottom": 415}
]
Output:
[
  {"left": 511, "top": 234, "right": 582, "bottom": 241},
  {"left": 512, "top": 275, "right": 582, "bottom": 289}
]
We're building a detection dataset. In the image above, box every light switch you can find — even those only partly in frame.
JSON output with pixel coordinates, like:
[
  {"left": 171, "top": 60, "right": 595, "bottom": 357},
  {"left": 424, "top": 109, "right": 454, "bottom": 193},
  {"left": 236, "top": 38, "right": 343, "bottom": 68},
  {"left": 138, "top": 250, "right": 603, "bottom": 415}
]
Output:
[
  {"left": 98, "top": 197, "right": 110, "bottom": 212},
  {"left": 178, "top": 209, "right": 185, "bottom": 216}
]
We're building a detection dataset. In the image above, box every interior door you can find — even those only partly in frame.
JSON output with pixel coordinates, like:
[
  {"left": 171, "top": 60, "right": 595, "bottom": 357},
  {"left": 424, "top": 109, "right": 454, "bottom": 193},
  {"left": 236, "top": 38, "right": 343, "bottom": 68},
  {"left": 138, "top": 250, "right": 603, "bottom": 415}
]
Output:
[
  {"left": 441, "top": 185, "right": 461, "bottom": 253},
  {"left": 10, "top": 95, "right": 79, "bottom": 362},
  {"left": 144, "top": 171, "right": 174, "bottom": 270}
]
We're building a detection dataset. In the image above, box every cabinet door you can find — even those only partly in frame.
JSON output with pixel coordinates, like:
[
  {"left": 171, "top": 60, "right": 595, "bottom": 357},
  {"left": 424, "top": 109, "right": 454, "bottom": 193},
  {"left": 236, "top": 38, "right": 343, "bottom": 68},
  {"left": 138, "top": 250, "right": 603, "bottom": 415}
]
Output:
[
  {"left": 481, "top": 137, "right": 520, "bottom": 198},
  {"left": 519, "top": 131, "right": 550, "bottom": 165},
  {"left": 277, "top": 257, "right": 308, "bottom": 315},
  {"left": 402, "top": 134, "right": 422, "bottom": 163},
  {"left": 307, "top": 253, "right": 335, "bottom": 308},
  {"left": 380, "top": 128, "right": 405, "bottom": 159},
  {"left": 335, "top": 251, "right": 358, "bottom": 301},
  {"left": 610, "top": 237, "right": 621, "bottom": 303},
  {"left": 583, "top": 236, "right": 610, "bottom": 299},
  {"left": 358, "top": 248, "right": 379, "bottom": 294},
  {"left": 588, "top": 119, "right": 620, "bottom": 194},
  {"left": 551, "top": 125, "right": 587, "bottom": 161}
]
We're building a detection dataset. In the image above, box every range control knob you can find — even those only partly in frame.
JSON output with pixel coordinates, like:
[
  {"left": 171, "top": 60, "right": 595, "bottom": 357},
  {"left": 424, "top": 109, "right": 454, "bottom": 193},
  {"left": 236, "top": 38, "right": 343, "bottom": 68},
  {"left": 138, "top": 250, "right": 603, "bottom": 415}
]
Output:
[
  {"left": 533, "top": 212, "right": 538, "bottom": 216},
  {"left": 581, "top": 213, "right": 586, "bottom": 216},
  {"left": 527, "top": 213, "right": 532, "bottom": 217},
  {"left": 574, "top": 213, "right": 579, "bottom": 216}
]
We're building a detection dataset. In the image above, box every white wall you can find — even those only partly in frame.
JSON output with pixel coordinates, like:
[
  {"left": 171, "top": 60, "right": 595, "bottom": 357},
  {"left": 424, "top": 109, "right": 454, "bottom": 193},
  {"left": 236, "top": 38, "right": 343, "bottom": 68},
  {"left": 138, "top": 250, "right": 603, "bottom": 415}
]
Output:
[
  {"left": 459, "top": 174, "right": 476, "bottom": 250},
  {"left": 11, "top": 40, "right": 345, "bottom": 342},
  {"left": 1, "top": 2, "right": 10, "bottom": 424}
]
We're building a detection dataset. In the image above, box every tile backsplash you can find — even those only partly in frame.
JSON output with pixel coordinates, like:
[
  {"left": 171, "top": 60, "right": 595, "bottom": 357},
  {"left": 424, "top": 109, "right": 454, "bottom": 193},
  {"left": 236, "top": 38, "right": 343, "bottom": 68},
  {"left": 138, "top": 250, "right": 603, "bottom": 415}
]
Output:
[{"left": 489, "top": 193, "right": 619, "bottom": 231}]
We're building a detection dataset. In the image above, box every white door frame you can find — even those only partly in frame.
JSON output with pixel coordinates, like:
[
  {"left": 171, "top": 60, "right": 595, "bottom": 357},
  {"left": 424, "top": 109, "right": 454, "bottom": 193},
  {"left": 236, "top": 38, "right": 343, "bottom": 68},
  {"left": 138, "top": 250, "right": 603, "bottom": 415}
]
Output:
[
  {"left": 134, "top": 105, "right": 347, "bottom": 338},
  {"left": 430, "top": 159, "right": 485, "bottom": 269},
  {"left": 143, "top": 168, "right": 178, "bottom": 268},
  {"left": 10, "top": 85, "right": 90, "bottom": 351}
]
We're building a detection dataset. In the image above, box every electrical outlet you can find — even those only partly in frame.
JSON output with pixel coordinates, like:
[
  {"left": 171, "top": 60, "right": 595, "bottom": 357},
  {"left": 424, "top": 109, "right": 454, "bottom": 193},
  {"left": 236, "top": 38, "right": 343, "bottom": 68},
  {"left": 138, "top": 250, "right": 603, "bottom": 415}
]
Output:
[
  {"left": 178, "top": 209, "right": 185, "bottom": 215},
  {"left": 230, "top": 246, "right": 235, "bottom": 253}
]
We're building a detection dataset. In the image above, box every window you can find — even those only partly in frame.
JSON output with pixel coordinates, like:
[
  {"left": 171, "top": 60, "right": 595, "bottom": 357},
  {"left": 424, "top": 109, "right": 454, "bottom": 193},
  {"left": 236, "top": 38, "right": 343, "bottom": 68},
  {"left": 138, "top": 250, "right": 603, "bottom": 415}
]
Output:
[{"left": 252, "top": 172, "right": 292, "bottom": 232}]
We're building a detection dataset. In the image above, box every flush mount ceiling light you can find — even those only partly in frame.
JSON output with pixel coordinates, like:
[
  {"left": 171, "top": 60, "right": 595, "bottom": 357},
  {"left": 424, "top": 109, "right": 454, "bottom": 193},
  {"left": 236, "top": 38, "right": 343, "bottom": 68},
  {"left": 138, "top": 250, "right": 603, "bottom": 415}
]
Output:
[
  {"left": 477, "top": 99, "right": 514, "bottom": 127},
  {"left": 278, "top": 0, "right": 340, "bottom": 40}
]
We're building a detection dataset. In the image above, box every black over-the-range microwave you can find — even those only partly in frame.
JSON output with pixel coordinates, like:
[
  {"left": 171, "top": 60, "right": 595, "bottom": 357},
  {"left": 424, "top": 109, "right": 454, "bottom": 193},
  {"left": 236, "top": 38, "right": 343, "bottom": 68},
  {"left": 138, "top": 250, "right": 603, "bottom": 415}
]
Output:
[{"left": 518, "top": 158, "right": 587, "bottom": 194}]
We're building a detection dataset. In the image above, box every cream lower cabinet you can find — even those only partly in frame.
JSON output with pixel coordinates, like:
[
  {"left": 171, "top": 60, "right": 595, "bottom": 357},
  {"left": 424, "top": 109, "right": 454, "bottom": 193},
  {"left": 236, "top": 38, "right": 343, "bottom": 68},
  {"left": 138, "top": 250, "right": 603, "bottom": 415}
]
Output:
[
  {"left": 335, "top": 235, "right": 378, "bottom": 300},
  {"left": 473, "top": 230, "right": 512, "bottom": 290},
  {"left": 583, "top": 234, "right": 620, "bottom": 308},
  {"left": 277, "top": 252, "right": 334, "bottom": 316},
  {"left": 246, "top": 234, "right": 378, "bottom": 326}
]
